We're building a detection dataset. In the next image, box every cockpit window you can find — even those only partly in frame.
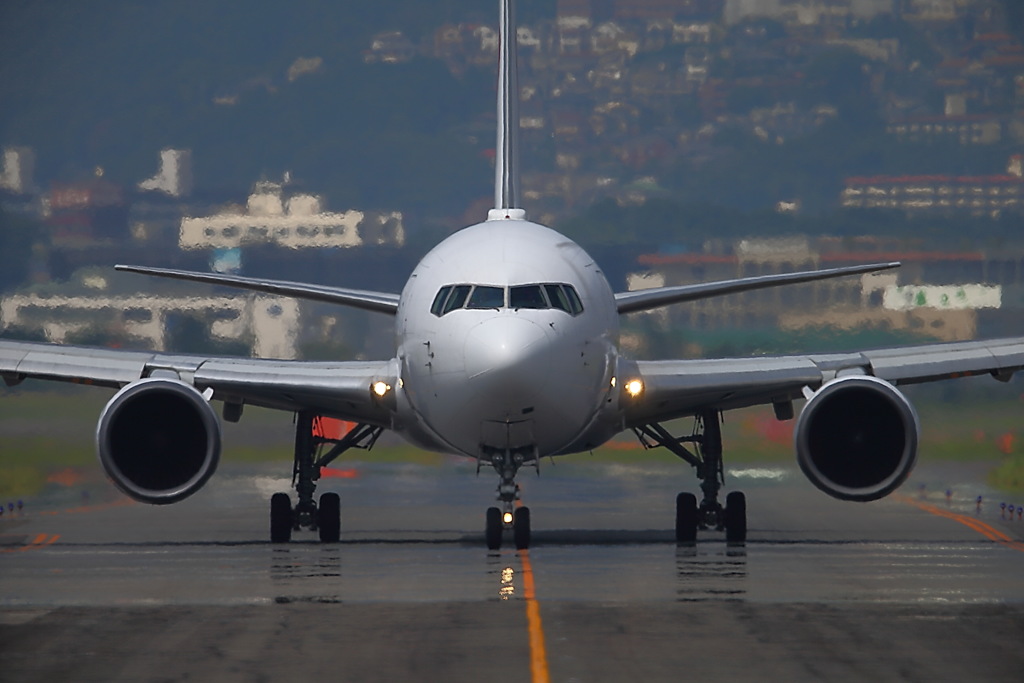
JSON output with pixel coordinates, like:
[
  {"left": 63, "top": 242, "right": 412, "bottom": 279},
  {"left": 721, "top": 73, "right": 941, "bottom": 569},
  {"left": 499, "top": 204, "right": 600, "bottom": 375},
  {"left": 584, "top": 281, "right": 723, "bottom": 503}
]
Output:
[
  {"left": 544, "top": 284, "right": 571, "bottom": 312},
  {"left": 442, "top": 284, "right": 471, "bottom": 314},
  {"left": 467, "top": 285, "right": 505, "bottom": 309},
  {"left": 431, "top": 283, "right": 583, "bottom": 316},
  {"left": 430, "top": 285, "right": 452, "bottom": 316},
  {"left": 565, "top": 285, "right": 584, "bottom": 315},
  {"left": 510, "top": 285, "right": 547, "bottom": 309}
]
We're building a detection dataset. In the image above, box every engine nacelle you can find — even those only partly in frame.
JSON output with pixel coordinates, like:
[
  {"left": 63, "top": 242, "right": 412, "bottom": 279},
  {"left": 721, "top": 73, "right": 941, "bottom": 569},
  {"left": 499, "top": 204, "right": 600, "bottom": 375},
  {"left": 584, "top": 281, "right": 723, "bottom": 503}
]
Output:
[
  {"left": 96, "top": 378, "right": 221, "bottom": 504},
  {"left": 794, "top": 375, "right": 919, "bottom": 502}
]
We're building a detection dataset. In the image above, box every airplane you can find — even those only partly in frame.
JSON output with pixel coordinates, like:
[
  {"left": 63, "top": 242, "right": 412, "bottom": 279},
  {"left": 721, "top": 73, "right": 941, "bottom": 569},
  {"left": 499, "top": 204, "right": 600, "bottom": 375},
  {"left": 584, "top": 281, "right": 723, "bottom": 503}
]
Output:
[{"left": 4, "top": 0, "right": 1024, "bottom": 550}]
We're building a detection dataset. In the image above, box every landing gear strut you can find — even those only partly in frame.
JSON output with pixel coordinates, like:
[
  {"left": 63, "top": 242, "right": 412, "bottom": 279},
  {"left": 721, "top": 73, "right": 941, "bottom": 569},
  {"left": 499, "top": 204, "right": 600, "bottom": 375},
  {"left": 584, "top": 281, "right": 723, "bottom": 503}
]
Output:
[
  {"left": 634, "top": 410, "right": 746, "bottom": 544},
  {"left": 270, "top": 411, "right": 382, "bottom": 543},
  {"left": 483, "top": 447, "right": 534, "bottom": 550}
]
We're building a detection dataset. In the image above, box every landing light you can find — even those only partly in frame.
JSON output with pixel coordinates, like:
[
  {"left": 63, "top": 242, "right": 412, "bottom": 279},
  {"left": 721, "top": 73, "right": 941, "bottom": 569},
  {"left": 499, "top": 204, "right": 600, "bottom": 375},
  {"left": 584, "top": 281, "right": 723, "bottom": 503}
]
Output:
[
  {"left": 503, "top": 512, "right": 514, "bottom": 524},
  {"left": 372, "top": 381, "right": 391, "bottom": 397},
  {"left": 625, "top": 379, "right": 644, "bottom": 398}
]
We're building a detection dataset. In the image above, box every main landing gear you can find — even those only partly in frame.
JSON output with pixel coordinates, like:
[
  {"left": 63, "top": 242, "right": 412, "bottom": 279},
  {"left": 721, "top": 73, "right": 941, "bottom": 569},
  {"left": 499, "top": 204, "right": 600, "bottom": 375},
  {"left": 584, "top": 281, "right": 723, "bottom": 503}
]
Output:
[
  {"left": 483, "top": 447, "right": 535, "bottom": 551},
  {"left": 270, "top": 411, "right": 382, "bottom": 543},
  {"left": 634, "top": 410, "right": 747, "bottom": 544}
]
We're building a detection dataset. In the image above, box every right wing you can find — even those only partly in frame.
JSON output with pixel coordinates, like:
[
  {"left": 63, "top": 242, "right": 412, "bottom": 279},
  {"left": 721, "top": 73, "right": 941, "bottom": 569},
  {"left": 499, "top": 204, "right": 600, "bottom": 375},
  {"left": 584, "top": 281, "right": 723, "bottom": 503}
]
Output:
[
  {"left": 0, "top": 339, "right": 397, "bottom": 426},
  {"left": 115, "top": 265, "right": 401, "bottom": 315}
]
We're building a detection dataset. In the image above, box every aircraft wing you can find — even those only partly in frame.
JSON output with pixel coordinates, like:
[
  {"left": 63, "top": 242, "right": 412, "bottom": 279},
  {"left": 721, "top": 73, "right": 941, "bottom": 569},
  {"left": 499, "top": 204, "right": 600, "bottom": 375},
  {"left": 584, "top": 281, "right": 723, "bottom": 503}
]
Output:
[
  {"left": 115, "top": 265, "right": 401, "bottom": 315},
  {"left": 614, "top": 262, "right": 899, "bottom": 314},
  {"left": 0, "top": 339, "right": 396, "bottom": 426},
  {"left": 624, "top": 337, "right": 1024, "bottom": 426}
]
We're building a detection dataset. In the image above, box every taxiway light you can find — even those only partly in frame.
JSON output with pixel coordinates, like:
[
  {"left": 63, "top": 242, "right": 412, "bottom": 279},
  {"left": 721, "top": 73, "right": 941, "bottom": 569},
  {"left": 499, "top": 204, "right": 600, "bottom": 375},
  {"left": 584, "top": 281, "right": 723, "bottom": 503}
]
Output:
[
  {"left": 625, "top": 379, "right": 644, "bottom": 397},
  {"left": 373, "top": 381, "right": 391, "bottom": 397},
  {"left": 503, "top": 512, "right": 514, "bottom": 524}
]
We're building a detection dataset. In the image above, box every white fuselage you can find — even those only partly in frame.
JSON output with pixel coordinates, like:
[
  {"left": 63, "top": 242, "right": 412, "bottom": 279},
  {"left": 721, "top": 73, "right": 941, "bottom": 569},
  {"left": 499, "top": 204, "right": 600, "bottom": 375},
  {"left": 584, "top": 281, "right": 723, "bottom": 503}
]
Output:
[{"left": 393, "top": 219, "right": 625, "bottom": 461}]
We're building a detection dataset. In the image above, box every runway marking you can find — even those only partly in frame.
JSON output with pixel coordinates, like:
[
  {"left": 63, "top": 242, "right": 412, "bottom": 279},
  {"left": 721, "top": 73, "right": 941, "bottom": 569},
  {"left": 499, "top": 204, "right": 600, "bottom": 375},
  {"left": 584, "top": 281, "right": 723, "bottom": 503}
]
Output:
[
  {"left": 898, "top": 495, "right": 1024, "bottom": 553},
  {"left": 0, "top": 533, "right": 60, "bottom": 554},
  {"left": 519, "top": 549, "right": 551, "bottom": 683}
]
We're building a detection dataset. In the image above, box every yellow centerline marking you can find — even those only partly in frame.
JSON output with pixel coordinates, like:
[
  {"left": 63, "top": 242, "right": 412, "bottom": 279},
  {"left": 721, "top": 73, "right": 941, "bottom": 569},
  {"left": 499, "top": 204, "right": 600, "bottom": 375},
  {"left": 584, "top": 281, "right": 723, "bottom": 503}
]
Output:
[
  {"left": 519, "top": 549, "right": 550, "bottom": 683},
  {"left": 897, "top": 494, "right": 1024, "bottom": 552}
]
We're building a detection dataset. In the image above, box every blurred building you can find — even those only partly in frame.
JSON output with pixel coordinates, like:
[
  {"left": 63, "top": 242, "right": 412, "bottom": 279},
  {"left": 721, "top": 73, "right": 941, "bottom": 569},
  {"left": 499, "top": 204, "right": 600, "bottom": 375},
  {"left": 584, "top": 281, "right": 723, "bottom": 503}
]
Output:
[
  {"left": 138, "top": 149, "right": 193, "bottom": 198},
  {"left": 1, "top": 291, "right": 299, "bottom": 359},
  {"left": 179, "top": 178, "right": 405, "bottom": 251},
  {"left": 0, "top": 147, "right": 36, "bottom": 195},
  {"left": 841, "top": 171, "right": 1024, "bottom": 216},
  {"left": 45, "top": 178, "right": 129, "bottom": 242},
  {"left": 627, "top": 236, "right": 1024, "bottom": 344}
]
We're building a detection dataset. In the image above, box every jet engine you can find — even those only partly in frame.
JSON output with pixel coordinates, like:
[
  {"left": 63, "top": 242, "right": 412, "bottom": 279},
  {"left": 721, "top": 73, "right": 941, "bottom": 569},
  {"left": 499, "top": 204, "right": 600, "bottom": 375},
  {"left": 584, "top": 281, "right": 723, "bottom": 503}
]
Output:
[
  {"left": 96, "top": 378, "right": 221, "bottom": 504},
  {"left": 794, "top": 375, "right": 919, "bottom": 502}
]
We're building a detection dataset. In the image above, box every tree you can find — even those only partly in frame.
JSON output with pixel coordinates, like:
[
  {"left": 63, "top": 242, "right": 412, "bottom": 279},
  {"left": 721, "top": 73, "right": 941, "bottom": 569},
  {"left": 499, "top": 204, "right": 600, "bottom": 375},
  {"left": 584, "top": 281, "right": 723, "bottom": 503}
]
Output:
[{"left": 0, "top": 208, "right": 43, "bottom": 293}]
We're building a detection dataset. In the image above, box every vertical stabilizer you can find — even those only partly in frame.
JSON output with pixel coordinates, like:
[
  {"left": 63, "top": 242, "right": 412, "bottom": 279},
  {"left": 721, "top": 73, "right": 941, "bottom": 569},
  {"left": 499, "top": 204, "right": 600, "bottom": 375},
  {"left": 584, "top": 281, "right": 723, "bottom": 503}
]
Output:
[{"left": 490, "top": 0, "right": 525, "bottom": 220}]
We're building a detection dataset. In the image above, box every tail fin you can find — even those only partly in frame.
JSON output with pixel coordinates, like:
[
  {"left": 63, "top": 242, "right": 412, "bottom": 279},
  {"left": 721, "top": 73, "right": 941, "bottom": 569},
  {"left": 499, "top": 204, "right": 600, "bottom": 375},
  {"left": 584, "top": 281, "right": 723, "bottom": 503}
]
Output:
[{"left": 490, "top": 0, "right": 524, "bottom": 220}]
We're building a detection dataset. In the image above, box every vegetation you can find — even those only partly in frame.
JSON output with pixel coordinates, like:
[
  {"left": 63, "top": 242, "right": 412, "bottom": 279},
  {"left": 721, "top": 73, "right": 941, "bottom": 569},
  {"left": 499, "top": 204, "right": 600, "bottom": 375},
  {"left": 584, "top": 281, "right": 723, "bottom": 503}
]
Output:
[
  {"left": 0, "top": 208, "right": 44, "bottom": 292},
  {"left": 990, "top": 457, "right": 1024, "bottom": 493},
  {"left": 0, "top": 3, "right": 495, "bottom": 217},
  {"left": 4, "top": 383, "right": 1024, "bottom": 500}
]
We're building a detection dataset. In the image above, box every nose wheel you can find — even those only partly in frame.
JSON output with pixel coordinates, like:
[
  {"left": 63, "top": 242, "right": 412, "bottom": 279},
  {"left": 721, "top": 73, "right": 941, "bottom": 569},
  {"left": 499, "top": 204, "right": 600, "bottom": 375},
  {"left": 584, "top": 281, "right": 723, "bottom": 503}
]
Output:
[
  {"left": 484, "top": 447, "right": 534, "bottom": 550},
  {"left": 486, "top": 505, "right": 531, "bottom": 550}
]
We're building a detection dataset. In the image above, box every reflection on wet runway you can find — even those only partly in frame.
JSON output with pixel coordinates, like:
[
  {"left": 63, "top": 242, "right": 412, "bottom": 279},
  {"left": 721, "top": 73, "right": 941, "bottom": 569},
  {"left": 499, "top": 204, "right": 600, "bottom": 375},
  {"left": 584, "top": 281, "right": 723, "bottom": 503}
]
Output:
[
  {"left": 675, "top": 546, "right": 747, "bottom": 602},
  {"left": 2, "top": 461, "right": 1024, "bottom": 610}
]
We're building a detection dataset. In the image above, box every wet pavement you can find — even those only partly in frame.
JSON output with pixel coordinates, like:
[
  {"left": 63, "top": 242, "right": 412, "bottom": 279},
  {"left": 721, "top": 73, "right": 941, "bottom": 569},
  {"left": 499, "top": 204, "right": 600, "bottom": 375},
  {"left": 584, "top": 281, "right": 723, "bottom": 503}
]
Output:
[{"left": 2, "top": 460, "right": 1024, "bottom": 681}]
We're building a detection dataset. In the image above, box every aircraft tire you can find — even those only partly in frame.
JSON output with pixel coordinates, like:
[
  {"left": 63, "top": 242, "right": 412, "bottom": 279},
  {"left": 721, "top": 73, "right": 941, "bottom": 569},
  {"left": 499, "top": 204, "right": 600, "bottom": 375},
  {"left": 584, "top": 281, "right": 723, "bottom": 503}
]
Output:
[
  {"left": 318, "top": 492, "right": 341, "bottom": 543},
  {"left": 724, "top": 491, "right": 747, "bottom": 544},
  {"left": 675, "top": 492, "right": 698, "bottom": 543},
  {"left": 513, "top": 506, "right": 531, "bottom": 550},
  {"left": 486, "top": 506, "right": 503, "bottom": 550},
  {"left": 271, "top": 492, "right": 292, "bottom": 543}
]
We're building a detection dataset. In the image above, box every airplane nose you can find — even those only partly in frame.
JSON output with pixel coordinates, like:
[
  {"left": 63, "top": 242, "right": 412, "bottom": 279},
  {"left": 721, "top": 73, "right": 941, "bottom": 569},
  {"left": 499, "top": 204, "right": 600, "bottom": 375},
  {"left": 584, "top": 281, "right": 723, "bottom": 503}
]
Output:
[{"left": 463, "top": 316, "right": 552, "bottom": 401}]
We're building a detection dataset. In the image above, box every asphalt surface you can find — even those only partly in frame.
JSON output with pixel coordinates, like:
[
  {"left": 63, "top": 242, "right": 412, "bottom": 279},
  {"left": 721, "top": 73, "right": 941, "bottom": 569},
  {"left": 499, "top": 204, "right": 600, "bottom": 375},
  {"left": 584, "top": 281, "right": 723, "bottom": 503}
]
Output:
[{"left": 2, "top": 458, "right": 1024, "bottom": 682}]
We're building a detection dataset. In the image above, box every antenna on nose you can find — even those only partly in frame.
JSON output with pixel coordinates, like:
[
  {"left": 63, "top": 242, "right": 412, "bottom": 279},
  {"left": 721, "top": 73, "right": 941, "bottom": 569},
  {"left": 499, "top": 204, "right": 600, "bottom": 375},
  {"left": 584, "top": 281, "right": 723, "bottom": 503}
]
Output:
[{"left": 489, "top": 0, "right": 526, "bottom": 221}]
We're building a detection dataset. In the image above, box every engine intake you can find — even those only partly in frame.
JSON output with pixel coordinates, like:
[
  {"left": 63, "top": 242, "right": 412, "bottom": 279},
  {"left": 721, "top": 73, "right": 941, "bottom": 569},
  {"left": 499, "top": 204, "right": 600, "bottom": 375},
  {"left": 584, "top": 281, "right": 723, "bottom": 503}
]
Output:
[
  {"left": 96, "top": 378, "right": 221, "bottom": 504},
  {"left": 794, "top": 375, "right": 919, "bottom": 502}
]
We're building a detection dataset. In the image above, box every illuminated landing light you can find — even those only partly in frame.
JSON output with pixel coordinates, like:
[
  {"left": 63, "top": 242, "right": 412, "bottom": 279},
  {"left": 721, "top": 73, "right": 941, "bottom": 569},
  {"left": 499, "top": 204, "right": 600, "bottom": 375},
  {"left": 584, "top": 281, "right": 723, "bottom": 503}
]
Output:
[
  {"left": 503, "top": 512, "right": 514, "bottom": 525},
  {"left": 372, "top": 381, "right": 391, "bottom": 397},
  {"left": 625, "top": 379, "right": 644, "bottom": 398},
  {"left": 610, "top": 376, "right": 616, "bottom": 388}
]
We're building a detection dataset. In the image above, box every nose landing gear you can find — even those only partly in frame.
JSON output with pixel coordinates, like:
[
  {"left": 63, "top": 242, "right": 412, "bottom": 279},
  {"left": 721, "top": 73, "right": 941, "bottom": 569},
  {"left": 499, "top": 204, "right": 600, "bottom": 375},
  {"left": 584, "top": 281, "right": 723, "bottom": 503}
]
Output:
[
  {"left": 635, "top": 410, "right": 747, "bottom": 544},
  {"left": 483, "top": 447, "right": 535, "bottom": 550}
]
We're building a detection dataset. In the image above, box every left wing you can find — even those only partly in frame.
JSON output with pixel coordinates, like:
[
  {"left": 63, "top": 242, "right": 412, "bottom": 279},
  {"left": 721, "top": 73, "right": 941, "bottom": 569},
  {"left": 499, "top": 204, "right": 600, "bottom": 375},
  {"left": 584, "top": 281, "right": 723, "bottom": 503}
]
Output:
[
  {"left": 624, "top": 337, "right": 1024, "bottom": 427},
  {"left": 0, "top": 339, "right": 397, "bottom": 425}
]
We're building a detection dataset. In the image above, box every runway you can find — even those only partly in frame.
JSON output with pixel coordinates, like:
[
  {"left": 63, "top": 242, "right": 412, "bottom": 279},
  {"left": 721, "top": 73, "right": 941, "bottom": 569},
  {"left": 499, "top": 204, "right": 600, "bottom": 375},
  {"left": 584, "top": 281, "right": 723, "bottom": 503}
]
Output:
[{"left": 3, "top": 459, "right": 1024, "bottom": 681}]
